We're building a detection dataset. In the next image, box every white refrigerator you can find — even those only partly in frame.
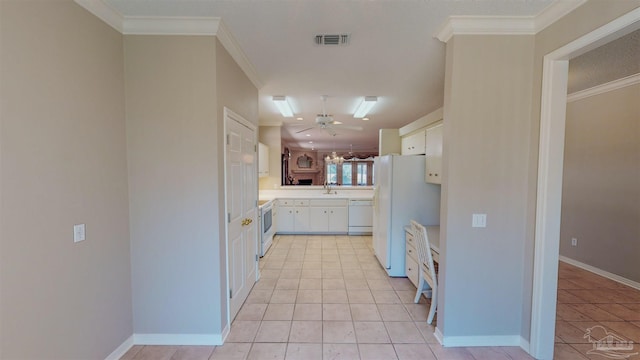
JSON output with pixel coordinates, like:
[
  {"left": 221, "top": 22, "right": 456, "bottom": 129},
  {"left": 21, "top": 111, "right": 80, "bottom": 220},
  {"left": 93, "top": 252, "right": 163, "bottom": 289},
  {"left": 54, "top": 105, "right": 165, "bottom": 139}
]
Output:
[{"left": 373, "top": 154, "right": 441, "bottom": 276}]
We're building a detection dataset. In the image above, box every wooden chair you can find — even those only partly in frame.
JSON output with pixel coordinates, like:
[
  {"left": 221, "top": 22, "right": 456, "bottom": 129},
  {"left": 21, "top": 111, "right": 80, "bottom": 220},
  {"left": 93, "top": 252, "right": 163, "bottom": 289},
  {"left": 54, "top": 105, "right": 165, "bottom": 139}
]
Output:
[{"left": 410, "top": 219, "right": 438, "bottom": 324}]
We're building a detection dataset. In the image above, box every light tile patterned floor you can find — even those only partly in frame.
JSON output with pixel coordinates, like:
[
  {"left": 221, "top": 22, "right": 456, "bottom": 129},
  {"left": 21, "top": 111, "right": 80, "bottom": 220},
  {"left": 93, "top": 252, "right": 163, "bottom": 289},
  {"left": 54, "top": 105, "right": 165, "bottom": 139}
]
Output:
[
  {"left": 554, "top": 261, "right": 640, "bottom": 360},
  {"left": 120, "top": 234, "right": 536, "bottom": 359}
]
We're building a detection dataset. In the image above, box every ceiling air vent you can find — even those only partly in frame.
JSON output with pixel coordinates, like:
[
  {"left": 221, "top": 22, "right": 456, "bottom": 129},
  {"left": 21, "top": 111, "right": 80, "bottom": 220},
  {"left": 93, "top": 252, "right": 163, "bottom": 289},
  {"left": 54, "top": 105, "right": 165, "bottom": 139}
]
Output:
[{"left": 314, "top": 34, "right": 350, "bottom": 46}]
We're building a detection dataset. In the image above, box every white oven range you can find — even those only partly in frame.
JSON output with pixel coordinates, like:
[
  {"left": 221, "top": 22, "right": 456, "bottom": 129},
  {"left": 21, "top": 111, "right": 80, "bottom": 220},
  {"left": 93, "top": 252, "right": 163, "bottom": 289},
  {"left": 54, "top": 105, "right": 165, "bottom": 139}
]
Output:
[{"left": 258, "top": 199, "right": 274, "bottom": 257}]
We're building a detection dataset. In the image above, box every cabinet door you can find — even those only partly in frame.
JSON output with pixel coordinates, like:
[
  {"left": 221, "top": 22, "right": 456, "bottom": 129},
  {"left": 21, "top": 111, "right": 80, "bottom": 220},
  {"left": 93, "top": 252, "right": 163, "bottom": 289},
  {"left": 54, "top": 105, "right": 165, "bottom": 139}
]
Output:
[
  {"left": 309, "top": 207, "right": 329, "bottom": 232},
  {"left": 294, "top": 206, "right": 310, "bottom": 232},
  {"left": 278, "top": 206, "right": 295, "bottom": 232},
  {"left": 327, "top": 206, "right": 348, "bottom": 233},
  {"left": 425, "top": 124, "right": 443, "bottom": 184},
  {"left": 401, "top": 129, "right": 426, "bottom": 155}
]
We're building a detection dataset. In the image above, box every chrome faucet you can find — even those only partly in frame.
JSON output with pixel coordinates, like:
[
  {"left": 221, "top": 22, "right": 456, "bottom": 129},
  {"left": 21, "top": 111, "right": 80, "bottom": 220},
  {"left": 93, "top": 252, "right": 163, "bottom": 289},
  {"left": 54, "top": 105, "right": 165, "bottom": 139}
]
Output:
[{"left": 323, "top": 181, "right": 334, "bottom": 194}]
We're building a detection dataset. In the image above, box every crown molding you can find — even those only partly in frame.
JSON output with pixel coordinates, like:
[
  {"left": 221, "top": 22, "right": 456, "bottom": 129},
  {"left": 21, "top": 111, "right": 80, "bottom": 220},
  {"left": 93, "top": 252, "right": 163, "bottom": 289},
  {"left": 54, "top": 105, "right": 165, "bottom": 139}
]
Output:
[
  {"left": 75, "top": 0, "right": 124, "bottom": 32},
  {"left": 436, "top": 16, "right": 535, "bottom": 42},
  {"left": 215, "top": 21, "right": 264, "bottom": 89},
  {"left": 73, "top": 0, "right": 263, "bottom": 89},
  {"left": 534, "top": 0, "right": 588, "bottom": 33},
  {"left": 435, "top": 0, "right": 587, "bottom": 43},
  {"left": 122, "top": 16, "right": 221, "bottom": 35},
  {"left": 567, "top": 73, "right": 640, "bottom": 103}
]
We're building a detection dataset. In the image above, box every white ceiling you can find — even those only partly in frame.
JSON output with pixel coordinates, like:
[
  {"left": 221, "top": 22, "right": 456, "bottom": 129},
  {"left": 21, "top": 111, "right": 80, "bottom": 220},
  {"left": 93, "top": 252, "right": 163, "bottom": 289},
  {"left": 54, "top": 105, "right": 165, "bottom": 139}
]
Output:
[{"left": 105, "top": 0, "right": 556, "bottom": 151}]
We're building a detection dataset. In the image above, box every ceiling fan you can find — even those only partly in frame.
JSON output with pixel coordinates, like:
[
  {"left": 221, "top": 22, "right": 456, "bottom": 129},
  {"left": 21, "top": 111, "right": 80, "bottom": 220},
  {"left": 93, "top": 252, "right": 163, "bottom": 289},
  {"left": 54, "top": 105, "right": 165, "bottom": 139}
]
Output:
[{"left": 294, "top": 95, "right": 363, "bottom": 136}]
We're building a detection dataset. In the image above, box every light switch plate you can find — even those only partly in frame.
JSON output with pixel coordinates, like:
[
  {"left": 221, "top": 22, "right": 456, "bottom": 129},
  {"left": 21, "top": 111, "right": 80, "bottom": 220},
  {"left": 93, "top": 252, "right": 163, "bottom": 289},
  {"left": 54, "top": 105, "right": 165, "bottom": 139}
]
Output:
[
  {"left": 472, "top": 214, "right": 487, "bottom": 228},
  {"left": 74, "top": 224, "right": 86, "bottom": 243}
]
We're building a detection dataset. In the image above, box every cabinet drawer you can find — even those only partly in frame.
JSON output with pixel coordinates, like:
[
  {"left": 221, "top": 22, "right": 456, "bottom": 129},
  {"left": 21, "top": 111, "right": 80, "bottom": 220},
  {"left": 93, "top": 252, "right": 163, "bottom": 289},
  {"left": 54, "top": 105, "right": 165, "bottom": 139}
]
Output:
[
  {"left": 406, "top": 242, "right": 418, "bottom": 263},
  {"left": 406, "top": 257, "right": 419, "bottom": 287},
  {"left": 406, "top": 231, "right": 415, "bottom": 248},
  {"left": 294, "top": 199, "right": 309, "bottom": 206},
  {"left": 279, "top": 199, "right": 294, "bottom": 206}
]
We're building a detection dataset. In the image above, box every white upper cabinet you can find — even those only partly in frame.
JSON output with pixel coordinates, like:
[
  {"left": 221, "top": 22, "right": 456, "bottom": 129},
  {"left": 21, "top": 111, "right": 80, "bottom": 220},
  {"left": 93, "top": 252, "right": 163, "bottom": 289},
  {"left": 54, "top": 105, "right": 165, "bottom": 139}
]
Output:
[
  {"left": 425, "top": 123, "right": 443, "bottom": 184},
  {"left": 401, "top": 129, "right": 426, "bottom": 155},
  {"left": 258, "top": 142, "right": 269, "bottom": 177}
]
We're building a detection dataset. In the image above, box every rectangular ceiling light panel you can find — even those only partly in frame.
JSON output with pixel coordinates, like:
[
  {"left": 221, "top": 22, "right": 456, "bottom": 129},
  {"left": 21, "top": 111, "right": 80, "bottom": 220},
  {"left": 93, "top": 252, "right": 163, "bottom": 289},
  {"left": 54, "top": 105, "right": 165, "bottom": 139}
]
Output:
[
  {"left": 273, "top": 96, "right": 294, "bottom": 117},
  {"left": 353, "top": 96, "right": 378, "bottom": 118}
]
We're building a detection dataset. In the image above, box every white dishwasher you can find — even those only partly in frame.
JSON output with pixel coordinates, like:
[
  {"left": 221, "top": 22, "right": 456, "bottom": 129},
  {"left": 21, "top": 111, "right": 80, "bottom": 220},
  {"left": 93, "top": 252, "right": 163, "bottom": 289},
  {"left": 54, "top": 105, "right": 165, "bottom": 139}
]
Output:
[{"left": 348, "top": 199, "right": 373, "bottom": 235}]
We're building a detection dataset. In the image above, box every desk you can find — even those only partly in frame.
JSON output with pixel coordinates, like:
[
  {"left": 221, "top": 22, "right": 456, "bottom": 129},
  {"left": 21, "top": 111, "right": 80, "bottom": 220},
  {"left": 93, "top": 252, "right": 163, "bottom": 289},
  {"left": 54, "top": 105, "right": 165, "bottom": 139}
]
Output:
[
  {"left": 404, "top": 225, "right": 440, "bottom": 287},
  {"left": 426, "top": 225, "right": 440, "bottom": 263}
]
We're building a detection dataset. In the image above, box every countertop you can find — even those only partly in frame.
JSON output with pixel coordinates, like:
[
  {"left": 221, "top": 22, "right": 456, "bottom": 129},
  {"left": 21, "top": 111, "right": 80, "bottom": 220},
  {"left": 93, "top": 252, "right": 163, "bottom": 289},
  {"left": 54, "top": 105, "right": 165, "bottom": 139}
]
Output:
[{"left": 259, "top": 188, "right": 374, "bottom": 201}]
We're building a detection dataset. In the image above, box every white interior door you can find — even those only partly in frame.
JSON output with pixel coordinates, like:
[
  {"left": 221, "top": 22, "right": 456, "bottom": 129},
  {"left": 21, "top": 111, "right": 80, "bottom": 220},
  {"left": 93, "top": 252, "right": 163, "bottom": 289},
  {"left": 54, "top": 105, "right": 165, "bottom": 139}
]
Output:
[{"left": 225, "top": 109, "right": 258, "bottom": 321}]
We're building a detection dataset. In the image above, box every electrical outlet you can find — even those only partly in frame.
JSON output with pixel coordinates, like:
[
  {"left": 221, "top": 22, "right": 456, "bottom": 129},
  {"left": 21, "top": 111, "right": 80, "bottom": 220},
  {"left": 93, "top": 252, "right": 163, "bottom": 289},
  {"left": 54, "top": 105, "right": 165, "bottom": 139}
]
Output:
[{"left": 571, "top": 237, "right": 577, "bottom": 247}]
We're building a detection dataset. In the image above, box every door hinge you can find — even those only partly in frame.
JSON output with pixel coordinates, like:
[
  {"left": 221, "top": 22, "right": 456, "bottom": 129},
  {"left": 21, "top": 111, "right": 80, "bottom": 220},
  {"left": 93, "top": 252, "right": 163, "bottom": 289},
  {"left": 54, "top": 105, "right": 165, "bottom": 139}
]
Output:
[
  {"left": 229, "top": 288, "right": 233, "bottom": 298},
  {"left": 228, "top": 213, "right": 231, "bottom": 223},
  {"left": 226, "top": 134, "right": 230, "bottom": 145},
  {"left": 254, "top": 144, "right": 257, "bottom": 152},
  {"left": 256, "top": 254, "right": 259, "bottom": 261}
]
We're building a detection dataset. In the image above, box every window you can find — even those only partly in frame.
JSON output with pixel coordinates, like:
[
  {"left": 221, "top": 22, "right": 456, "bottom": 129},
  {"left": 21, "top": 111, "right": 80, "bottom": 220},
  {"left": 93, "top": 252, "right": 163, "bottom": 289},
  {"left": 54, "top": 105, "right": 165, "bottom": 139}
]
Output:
[
  {"left": 325, "top": 159, "right": 374, "bottom": 186},
  {"left": 342, "top": 163, "right": 352, "bottom": 185},
  {"left": 356, "top": 163, "right": 367, "bottom": 185},
  {"left": 326, "top": 163, "right": 337, "bottom": 185}
]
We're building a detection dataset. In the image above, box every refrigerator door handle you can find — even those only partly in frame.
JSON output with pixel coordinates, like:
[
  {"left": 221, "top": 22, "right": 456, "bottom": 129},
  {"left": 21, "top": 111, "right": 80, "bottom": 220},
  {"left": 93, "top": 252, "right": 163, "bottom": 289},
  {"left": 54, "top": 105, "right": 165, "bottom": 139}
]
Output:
[{"left": 373, "top": 186, "right": 378, "bottom": 209}]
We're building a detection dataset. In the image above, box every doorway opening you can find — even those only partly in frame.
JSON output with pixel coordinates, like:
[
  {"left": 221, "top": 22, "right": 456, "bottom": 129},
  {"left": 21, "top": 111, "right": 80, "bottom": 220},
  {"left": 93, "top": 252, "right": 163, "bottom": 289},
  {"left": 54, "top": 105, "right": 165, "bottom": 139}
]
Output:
[{"left": 529, "top": 8, "right": 640, "bottom": 359}]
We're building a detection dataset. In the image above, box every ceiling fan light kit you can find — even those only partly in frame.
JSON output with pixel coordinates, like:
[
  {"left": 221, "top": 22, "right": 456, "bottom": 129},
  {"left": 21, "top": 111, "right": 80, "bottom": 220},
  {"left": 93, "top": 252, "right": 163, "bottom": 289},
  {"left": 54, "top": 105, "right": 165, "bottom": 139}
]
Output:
[
  {"left": 353, "top": 96, "right": 378, "bottom": 118},
  {"left": 292, "top": 95, "right": 364, "bottom": 137},
  {"left": 272, "top": 95, "right": 294, "bottom": 117}
]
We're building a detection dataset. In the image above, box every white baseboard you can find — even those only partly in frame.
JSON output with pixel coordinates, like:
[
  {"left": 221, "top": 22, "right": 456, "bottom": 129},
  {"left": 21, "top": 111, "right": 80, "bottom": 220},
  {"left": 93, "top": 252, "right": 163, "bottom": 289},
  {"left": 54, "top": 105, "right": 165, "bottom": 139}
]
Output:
[
  {"left": 440, "top": 334, "right": 522, "bottom": 347},
  {"left": 104, "top": 335, "right": 134, "bottom": 360},
  {"left": 434, "top": 327, "right": 444, "bottom": 345},
  {"left": 133, "top": 333, "right": 225, "bottom": 345},
  {"left": 221, "top": 323, "right": 230, "bottom": 343},
  {"left": 559, "top": 256, "right": 640, "bottom": 291},
  {"left": 520, "top": 336, "right": 530, "bottom": 353},
  {"left": 105, "top": 331, "right": 227, "bottom": 359}
]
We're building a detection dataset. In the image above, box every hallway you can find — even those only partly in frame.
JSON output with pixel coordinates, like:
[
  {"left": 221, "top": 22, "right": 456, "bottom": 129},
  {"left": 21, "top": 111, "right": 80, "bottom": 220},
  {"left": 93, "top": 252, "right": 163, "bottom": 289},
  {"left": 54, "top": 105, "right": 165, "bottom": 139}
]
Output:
[{"left": 122, "top": 234, "right": 534, "bottom": 359}]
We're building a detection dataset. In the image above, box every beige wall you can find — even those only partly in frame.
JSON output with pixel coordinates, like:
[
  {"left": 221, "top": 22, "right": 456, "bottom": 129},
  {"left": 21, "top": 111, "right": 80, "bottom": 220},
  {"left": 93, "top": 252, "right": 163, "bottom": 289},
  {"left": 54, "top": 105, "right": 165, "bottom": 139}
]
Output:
[
  {"left": 0, "top": 1, "right": 132, "bottom": 358},
  {"left": 523, "top": 0, "right": 640, "bottom": 339},
  {"left": 439, "top": 35, "right": 535, "bottom": 338},
  {"left": 125, "top": 35, "right": 222, "bottom": 334},
  {"left": 440, "top": 1, "right": 640, "bottom": 345},
  {"left": 215, "top": 39, "right": 259, "bottom": 331},
  {"left": 560, "top": 83, "right": 640, "bottom": 281},
  {"left": 259, "top": 126, "right": 282, "bottom": 190},
  {"left": 124, "top": 35, "right": 258, "bottom": 336}
]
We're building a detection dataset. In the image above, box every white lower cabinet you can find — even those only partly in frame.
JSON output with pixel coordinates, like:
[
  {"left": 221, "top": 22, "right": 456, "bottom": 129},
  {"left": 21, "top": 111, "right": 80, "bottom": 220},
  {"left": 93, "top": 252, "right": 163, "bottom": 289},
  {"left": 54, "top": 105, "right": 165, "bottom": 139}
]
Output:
[
  {"left": 309, "top": 199, "right": 348, "bottom": 233},
  {"left": 328, "top": 206, "right": 348, "bottom": 233},
  {"left": 405, "top": 228, "right": 418, "bottom": 286},
  {"left": 309, "top": 207, "right": 329, "bottom": 232},
  {"left": 276, "top": 198, "right": 349, "bottom": 234},
  {"left": 293, "top": 201, "right": 310, "bottom": 232},
  {"left": 277, "top": 199, "right": 310, "bottom": 233},
  {"left": 277, "top": 204, "right": 295, "bottom": 232}
]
